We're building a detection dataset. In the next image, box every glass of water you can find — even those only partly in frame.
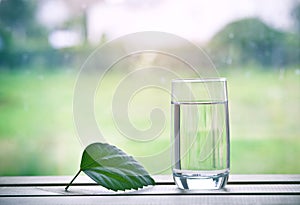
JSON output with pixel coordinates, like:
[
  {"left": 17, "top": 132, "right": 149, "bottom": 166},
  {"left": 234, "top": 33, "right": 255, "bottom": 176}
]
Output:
[{"left": 171, "top": 78, "right": 230, "bottom": 190}]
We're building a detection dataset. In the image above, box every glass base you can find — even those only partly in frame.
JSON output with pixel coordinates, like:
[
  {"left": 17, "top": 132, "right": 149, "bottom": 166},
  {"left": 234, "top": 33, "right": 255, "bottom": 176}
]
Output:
[{"left": 173, "top": 170, "right": 229, "bottom": 190}]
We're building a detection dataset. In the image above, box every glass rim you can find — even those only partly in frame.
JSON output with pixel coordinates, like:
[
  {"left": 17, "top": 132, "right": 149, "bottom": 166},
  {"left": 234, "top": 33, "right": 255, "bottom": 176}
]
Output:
[{"left": 172, "top": 77, "right": 227, "bottom": 83}]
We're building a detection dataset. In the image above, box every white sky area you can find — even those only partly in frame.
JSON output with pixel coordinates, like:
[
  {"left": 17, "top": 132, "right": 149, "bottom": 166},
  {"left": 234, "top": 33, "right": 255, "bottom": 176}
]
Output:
[{"left": 38, "top": 0, "right": 298, "bottom": 47}]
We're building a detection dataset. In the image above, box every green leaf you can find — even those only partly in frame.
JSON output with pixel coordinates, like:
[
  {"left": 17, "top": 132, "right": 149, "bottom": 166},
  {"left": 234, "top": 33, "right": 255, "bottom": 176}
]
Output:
[{"left": 65, "top": 142, "right": 155, "bottom": 192}]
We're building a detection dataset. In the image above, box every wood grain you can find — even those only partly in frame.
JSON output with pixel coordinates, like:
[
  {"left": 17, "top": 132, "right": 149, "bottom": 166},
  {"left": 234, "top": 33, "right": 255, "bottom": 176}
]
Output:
[{"left": 0, "top": 175, "right": 299, "bottom": 205}]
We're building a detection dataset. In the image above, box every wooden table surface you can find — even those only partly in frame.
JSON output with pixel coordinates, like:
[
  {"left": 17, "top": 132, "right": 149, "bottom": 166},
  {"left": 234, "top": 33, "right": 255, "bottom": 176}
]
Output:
[{"left": 0, "top": 175, "right": 300, "bottom": 205}]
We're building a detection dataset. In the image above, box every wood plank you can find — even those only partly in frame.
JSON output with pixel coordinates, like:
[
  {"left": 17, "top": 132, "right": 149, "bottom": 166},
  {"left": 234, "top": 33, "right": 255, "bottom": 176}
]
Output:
[
  {"left": 0, "top": 175, "right": 95, "bottom": 186},
  {"left": 1, "top": 184, "right": 300, "bottom": 196},
  {"left": 0, "top": 175, "right": 299, "bottom": 186},
  {"left": 1, "top": 195, "right": 300, "bottom": 205},
  {"left": 229, "top": 175, "right": 300, "bottom": 184},
  {"left": 1, "top": 175, "right": 300, "bottom": 205}
]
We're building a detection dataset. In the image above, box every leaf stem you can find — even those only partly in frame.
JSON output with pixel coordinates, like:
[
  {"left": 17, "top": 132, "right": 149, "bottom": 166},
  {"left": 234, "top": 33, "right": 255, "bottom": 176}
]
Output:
[{"left": 65, "top": 170, "right": 81, "bottom": 191}]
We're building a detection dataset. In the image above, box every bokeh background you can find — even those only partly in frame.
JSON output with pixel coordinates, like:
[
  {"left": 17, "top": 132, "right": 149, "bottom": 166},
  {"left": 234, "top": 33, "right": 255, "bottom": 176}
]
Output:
[{"left": 0, "top": 0, "right": 299, "bottom": 175}]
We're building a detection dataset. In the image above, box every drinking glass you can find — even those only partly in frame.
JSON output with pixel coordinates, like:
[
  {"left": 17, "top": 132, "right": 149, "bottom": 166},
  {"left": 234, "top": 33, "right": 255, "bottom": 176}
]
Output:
[{"left": 171, "top": 78, "right": 230, "bottom": 190}]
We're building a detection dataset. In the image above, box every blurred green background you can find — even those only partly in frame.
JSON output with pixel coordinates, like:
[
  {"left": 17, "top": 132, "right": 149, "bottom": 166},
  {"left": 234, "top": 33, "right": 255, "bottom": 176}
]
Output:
[{"left": 0, "top": 0, "right": 299, "bottom": 175}]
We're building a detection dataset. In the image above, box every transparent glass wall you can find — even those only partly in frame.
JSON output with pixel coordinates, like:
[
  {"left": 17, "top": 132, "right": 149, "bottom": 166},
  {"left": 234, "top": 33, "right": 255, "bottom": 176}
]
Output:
[{"left": 0, "top": 0, "right": 299, "bottom": 175}]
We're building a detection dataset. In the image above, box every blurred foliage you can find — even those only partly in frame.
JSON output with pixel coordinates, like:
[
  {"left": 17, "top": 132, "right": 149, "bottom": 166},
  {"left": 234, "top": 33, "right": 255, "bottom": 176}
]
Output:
[
  {"left": 206, "top": 18, "right": 300, "bottom": 68},
  {"left": 291, "top": 2, "right": 300, "bottom": 33},
  {"left": 0, "top": 0, "right": 92, "bottom": 69},
  {"left": 0, "top": 0, "right": 50, "bottom": 68},
  {"left": 0, "top": 1, "right": 299, "bottom": 70},
  {"left": 0, "top": 0, "right": 36, "bottom": 30}
]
